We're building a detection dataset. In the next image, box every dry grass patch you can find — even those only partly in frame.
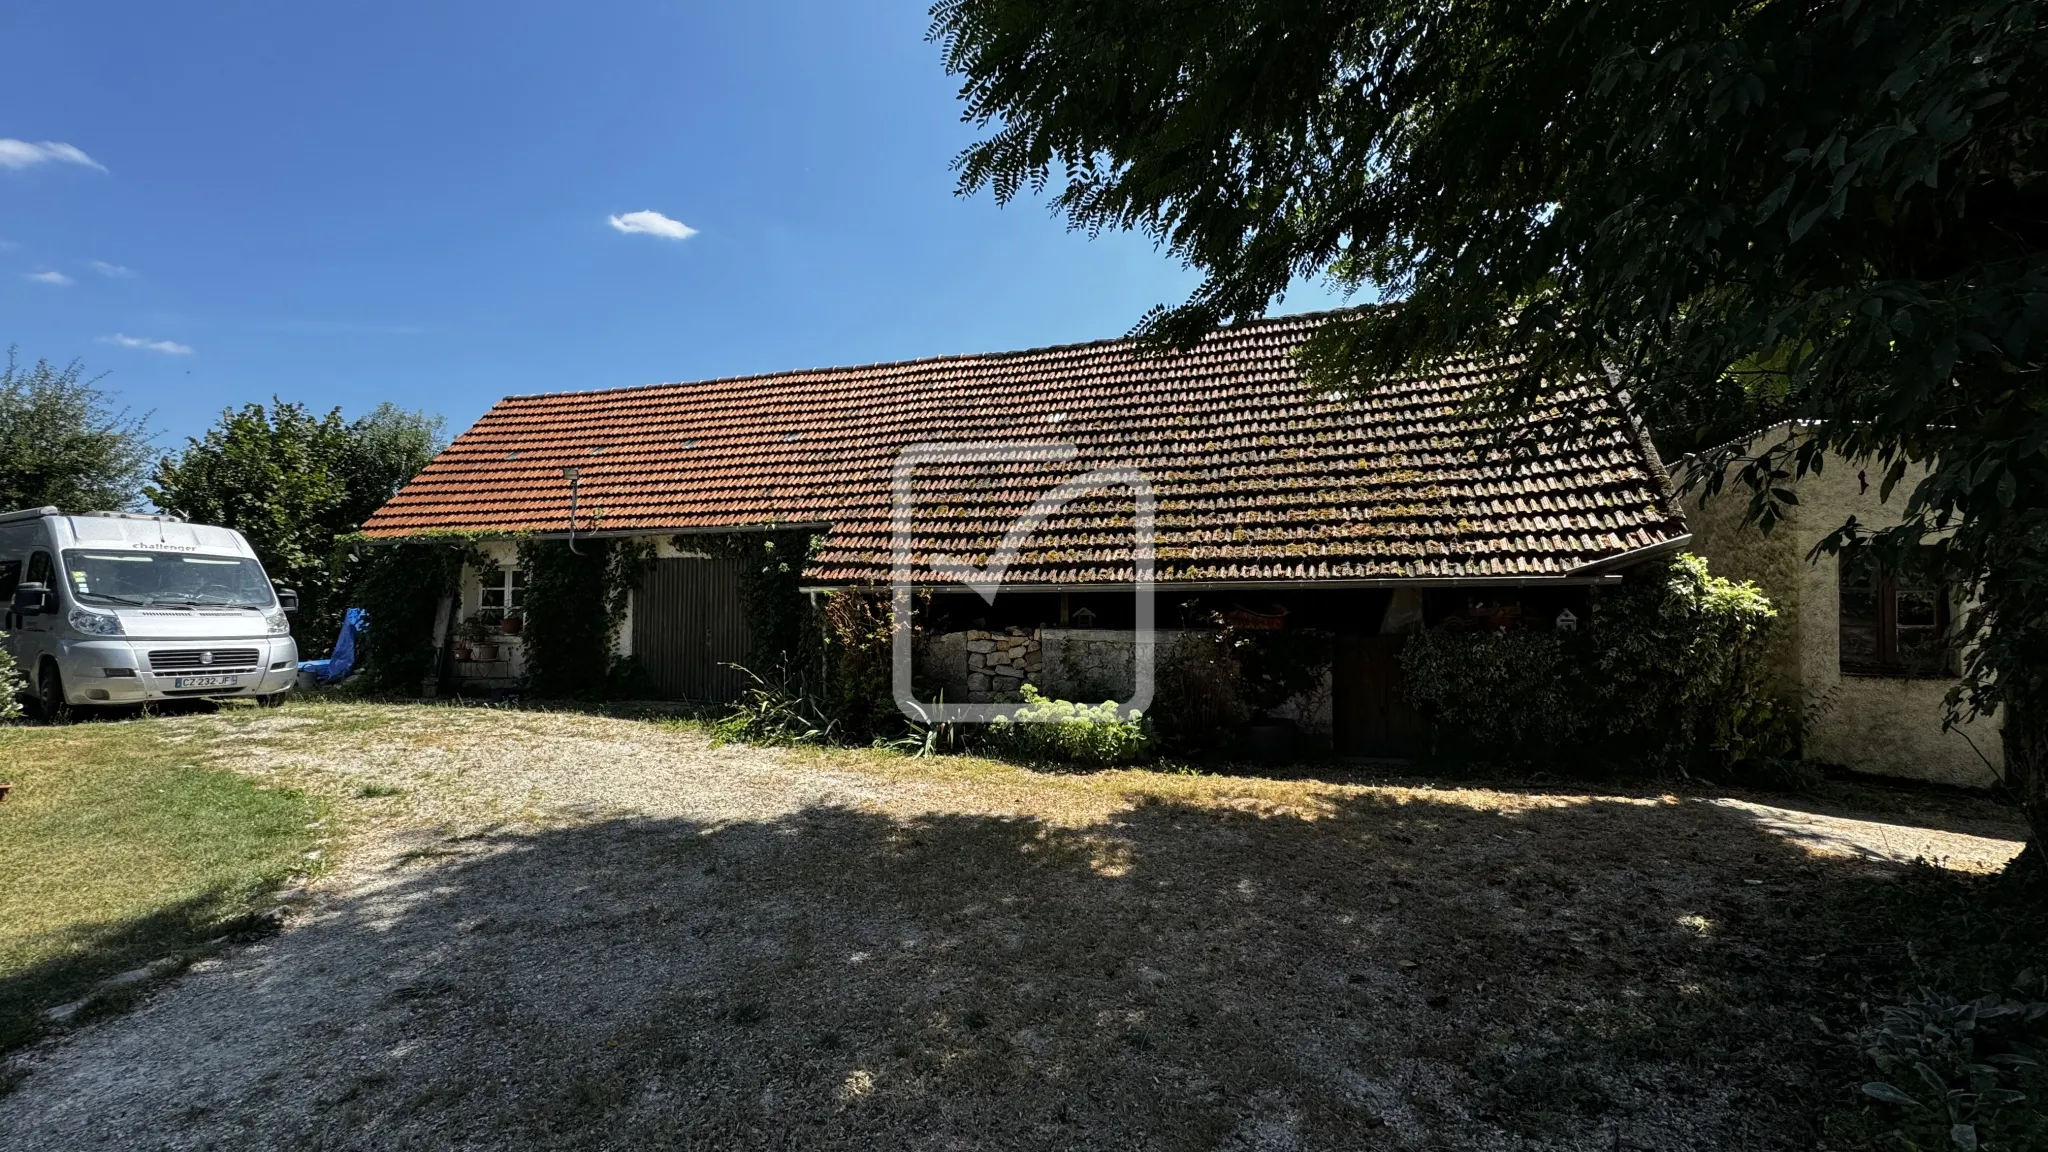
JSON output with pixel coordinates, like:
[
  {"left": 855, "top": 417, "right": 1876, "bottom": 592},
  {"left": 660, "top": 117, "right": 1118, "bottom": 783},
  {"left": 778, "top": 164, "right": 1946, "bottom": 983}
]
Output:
[{"left": 0, "top": 700, "right": 2036, "bottom": 1150}]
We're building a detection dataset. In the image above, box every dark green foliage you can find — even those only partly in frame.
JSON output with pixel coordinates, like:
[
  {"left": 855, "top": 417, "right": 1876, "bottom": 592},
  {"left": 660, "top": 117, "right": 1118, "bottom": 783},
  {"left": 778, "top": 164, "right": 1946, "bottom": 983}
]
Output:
[
  {"left": 1588, "top": 554, "right": 1786, "bottom": 765},
  {"left": 0, "top": 350, "right": 151, "bottom": 513},
  {"left": 509, "top": 536, "right": 655, "bottom": 699},
  {"left": 1402, "top": 628, "right": 1587, "bottom": 762},
  {"left": 1232, "top": 627, "right": 1333, "bottom": 717},
  {"left": 713, "top": 663, "right": 838, "bottom": 746},
  {"left": 148, "top": 400, "right": 443, "bottom": 655},
  {"left": 933, "top": 0, "right": 2048, "bottom": 846},
  {"left": 822, "top": 591, "right": 899, "bottom": 745},
  {"left": 1402, "top": 556, "right": 1778, "bottom": 771},
  {"left": 344, "top": 536, "right": 479, "bottom": 694},
  {"left": 1148, "top": 631, "right": 1245, "bottom": 756},
  {"left": 516, "top": 539, "right": 615, "bottom": 698},
  {"left": 1856, "top": 981, "right": 2048, "bottom": 1151},
  {"left": 700, "top": 530, "right": 820, "bottom": 676}
]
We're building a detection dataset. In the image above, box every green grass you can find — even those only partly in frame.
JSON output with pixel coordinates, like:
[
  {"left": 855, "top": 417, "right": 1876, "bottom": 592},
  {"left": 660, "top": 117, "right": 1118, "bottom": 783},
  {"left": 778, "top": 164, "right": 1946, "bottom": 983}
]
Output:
[{"left": 0, "top": 716, "right": 323, "bottom": 1055}]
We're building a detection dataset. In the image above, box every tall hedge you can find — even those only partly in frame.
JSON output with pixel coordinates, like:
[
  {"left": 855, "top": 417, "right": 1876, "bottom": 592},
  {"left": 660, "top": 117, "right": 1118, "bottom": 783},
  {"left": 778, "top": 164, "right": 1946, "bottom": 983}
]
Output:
[{"left": 1403, "top": 554, "right": 1779, "bottom": 771}]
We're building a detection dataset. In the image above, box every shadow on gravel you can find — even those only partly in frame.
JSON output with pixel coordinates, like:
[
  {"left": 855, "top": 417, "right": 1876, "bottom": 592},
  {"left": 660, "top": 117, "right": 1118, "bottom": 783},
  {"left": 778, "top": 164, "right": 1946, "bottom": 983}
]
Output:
[
  {"left": 4, "top": 790, "right": 2039, "bottom": 1150},
  {"left": 0, "top": 886, "right": 269, "bottom": 1055}
]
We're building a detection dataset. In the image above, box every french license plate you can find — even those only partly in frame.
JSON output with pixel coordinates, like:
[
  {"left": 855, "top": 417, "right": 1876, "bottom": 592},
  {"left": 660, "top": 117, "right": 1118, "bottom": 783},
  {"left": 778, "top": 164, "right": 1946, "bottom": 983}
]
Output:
[{"left": 171, "top": 675, "right": 241, "bottom": 689}]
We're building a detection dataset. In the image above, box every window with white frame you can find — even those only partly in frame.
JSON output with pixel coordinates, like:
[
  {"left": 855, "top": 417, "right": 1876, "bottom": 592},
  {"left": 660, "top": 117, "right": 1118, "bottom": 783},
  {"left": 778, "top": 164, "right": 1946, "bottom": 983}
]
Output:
[{"left": 477, "top": 565, "right": 526, "bottom": 624}]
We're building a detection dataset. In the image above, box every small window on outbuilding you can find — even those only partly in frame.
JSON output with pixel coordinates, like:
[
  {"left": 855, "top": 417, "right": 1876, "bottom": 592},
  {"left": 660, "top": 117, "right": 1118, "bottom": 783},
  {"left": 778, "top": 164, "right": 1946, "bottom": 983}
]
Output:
[
  {"left": 477, "top": 565, "right": 526, "bottom": 622},
  {"left": 1839, "top": 547, "right": 1952, "bottom": 678}
]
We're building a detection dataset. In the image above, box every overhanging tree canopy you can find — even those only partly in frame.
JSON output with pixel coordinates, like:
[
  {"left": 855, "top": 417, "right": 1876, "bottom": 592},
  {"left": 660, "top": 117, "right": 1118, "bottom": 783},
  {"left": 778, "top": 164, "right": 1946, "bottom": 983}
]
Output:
[{"left": 932, "top": 0, "right": 2048, "bottom": 849}]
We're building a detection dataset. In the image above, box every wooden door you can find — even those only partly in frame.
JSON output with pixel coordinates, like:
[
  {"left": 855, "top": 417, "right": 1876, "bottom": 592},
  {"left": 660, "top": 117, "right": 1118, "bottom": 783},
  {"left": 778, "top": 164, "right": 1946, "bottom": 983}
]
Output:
[
  {"left": 1333, "top": 634, "right": 1424, "bottom": 758},
  {"left": 632, "top": 558, "right": 752, "bottom": 703}
]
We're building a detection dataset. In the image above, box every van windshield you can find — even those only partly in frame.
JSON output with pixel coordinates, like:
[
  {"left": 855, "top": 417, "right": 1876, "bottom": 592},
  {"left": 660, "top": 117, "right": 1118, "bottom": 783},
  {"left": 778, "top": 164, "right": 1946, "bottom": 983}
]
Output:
[{"left": 62, "top": 550, "right": 276, "bottom": 609}]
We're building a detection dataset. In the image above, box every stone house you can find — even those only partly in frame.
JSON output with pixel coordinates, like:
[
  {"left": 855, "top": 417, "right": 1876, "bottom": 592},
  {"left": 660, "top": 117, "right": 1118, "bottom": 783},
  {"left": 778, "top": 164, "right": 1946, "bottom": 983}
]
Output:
[{"left": 1681, "top": 425, "right": 2003, "bottom": 787}]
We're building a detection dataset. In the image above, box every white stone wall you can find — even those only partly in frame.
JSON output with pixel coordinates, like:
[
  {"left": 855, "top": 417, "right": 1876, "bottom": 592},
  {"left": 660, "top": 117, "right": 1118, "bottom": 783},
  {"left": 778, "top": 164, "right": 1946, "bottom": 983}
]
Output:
[
  {"left": 1683, "top": 429, "right": 2002, "bottom": 787},
  {"left": 454, "top": 539, "right": 526, "bottom": 684},
  {"left": 921, "top": 626, "right": 1334, "bottom": 746}
]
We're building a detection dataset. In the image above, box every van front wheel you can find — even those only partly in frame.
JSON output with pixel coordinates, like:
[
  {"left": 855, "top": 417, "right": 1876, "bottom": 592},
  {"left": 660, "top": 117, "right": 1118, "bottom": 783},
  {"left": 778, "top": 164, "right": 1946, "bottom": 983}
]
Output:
[{"left": 37, "top": 660, "right": 71, "bottom": 725}]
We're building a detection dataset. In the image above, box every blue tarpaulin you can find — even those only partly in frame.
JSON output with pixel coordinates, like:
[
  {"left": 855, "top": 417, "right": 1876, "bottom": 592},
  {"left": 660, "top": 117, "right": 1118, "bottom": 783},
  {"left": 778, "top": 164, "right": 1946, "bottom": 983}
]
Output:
[{"left": 299, "top": 607, "right": 367, "bottom": 685}]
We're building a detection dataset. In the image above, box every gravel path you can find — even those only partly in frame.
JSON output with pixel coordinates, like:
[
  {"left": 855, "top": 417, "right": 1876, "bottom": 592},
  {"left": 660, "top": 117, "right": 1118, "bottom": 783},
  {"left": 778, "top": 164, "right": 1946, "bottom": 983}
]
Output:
[{"left": 0, "top": 704, "right": 2029, "bottom": 1151}]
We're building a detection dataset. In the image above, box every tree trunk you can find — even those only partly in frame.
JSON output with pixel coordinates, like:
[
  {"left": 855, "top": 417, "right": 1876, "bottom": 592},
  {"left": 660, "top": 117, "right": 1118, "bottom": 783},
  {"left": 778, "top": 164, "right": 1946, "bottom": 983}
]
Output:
[{"left": 2003, "top": 698, "right": 2048, "bottom": 880}]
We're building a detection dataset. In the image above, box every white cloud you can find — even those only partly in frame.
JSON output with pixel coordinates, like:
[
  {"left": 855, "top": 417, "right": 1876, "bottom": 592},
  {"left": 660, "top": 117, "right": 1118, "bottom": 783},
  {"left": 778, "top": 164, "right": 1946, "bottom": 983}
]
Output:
[
  {"left": 608, "top": 209, "right": 697, "bottom": 240},
  {"left": 0, "top": 139, "right": 106, "bottom": 172},
  {"left": 24, "top": 270, "right": 72, "bottom": 285},
  {"left": 97, "top": 333, "right": 193, "bottom": 355},
  {"left": 88, "top": 260, "right": 136, "bottom": 278}
]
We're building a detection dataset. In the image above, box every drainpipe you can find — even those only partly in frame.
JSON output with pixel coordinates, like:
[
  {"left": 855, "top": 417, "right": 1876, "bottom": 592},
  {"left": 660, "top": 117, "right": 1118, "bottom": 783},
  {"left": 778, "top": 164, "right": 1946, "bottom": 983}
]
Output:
[{"left": 562, "top": 466, "right": 584, "bottom": 555}]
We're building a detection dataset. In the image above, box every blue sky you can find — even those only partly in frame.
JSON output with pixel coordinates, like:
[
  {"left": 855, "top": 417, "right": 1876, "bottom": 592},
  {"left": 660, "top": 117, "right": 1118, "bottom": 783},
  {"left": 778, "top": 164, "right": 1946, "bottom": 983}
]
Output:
[{"left": 1, "top": 2, "right": 1350, "bottom": 451}]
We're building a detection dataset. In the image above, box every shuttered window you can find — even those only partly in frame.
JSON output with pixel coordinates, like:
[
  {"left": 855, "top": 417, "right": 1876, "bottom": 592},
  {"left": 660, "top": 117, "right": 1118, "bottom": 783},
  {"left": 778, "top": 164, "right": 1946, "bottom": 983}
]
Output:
[{"left": 1839, "top": 548, "right": 1952, "bottom": 678}]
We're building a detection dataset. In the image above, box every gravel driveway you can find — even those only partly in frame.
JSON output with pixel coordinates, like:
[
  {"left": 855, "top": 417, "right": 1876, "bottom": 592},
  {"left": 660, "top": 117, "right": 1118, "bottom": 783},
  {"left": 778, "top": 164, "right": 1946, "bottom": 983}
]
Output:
[{"left": 0, "top": 703, "right": 2027, "bottom": 1150}]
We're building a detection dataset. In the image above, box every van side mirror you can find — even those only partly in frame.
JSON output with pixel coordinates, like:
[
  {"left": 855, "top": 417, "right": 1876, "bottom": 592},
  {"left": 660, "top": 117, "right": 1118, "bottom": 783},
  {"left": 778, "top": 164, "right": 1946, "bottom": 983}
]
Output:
[
  {"left": 12, "top": 582, "right": 56, "bottom": 615},
  {"left": 277, "top": 588, "right": 299, "bottom": 614}
]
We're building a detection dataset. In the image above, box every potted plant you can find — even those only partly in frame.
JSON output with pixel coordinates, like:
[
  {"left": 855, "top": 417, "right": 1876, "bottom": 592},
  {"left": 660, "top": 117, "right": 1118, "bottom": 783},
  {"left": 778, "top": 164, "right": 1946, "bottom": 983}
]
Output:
[
  {"left": 499, "top": 612, "right": 523, "bottom": 637},
  {"left": 459, "top": 616, "right": 496, "bottom": 663}
]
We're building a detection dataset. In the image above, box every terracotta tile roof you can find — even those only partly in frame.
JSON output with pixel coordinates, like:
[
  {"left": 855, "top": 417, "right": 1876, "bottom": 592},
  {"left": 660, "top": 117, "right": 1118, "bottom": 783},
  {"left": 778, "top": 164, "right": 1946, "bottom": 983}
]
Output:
[{"left": 362, "top": 311, "right": 1688, "bottom": 586}]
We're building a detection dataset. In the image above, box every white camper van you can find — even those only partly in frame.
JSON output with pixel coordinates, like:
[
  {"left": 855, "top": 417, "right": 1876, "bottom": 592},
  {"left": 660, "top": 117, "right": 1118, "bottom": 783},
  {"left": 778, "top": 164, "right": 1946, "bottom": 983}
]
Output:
[{"left": 0, "top": 508, "right": 301, "bottom": 717}]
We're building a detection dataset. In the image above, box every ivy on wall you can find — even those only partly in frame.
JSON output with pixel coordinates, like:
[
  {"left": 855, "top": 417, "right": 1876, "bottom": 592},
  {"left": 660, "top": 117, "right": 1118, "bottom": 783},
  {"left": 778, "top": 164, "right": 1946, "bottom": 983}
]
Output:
[
  {"left": 822, "top": 589, "right": 898, "bottom": 744},
  {"left": 516, "top": 536, "right": 656, "bottom": 698},
  {"left": 337, "top": 532, "right": 488, "bottom": 694},
  {"left": 695, "top": 530, "right": 819, "bottom": 678}
]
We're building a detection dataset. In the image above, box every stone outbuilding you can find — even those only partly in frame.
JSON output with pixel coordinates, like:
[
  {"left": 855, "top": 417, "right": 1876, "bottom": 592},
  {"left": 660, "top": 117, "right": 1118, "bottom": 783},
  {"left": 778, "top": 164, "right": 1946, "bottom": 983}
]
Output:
[{"left": 1681, "top": 425, "right": 2002, "bottom": 788}]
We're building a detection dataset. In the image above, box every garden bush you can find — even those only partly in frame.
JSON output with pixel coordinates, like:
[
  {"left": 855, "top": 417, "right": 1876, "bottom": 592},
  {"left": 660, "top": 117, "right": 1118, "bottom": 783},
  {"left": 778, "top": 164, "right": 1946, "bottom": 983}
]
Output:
[
  {"left": 1590, "top": 553, "right": 1783, "bottom": 767},
  {"left": 1150, "top": 630, "right": 1246, "bottom": 755},
  {"left": 713, "top": 660, "right": 839, "bottom": 746},
  {"left": 1401, "top": 554, "right": 1780, "bottom": 772},
  {"left": 1402, "top": 627, "right": 1586, "bottom": 760},
  {"left": 985, "top": 684, "right": 1152, "bottom": 767}
]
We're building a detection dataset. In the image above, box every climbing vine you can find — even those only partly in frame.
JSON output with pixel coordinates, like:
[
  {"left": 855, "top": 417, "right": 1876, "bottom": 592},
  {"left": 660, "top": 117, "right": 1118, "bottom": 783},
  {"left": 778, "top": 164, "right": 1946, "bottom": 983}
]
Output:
[
  {"left": 516, "top": 536, "right": 656, "bottom": 698},
  {"left": 337, "top": 532, "right": 488, "bottom": 694},
  {"left": 695, "top": 530, "right": 819, "bottom": 678}
]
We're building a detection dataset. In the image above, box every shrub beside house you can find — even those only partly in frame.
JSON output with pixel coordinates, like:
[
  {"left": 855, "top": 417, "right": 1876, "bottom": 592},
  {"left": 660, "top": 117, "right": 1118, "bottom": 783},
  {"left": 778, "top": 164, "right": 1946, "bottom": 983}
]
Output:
[{"left": 1679, "top": 425, "right": 2003, "bottom": 788}]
